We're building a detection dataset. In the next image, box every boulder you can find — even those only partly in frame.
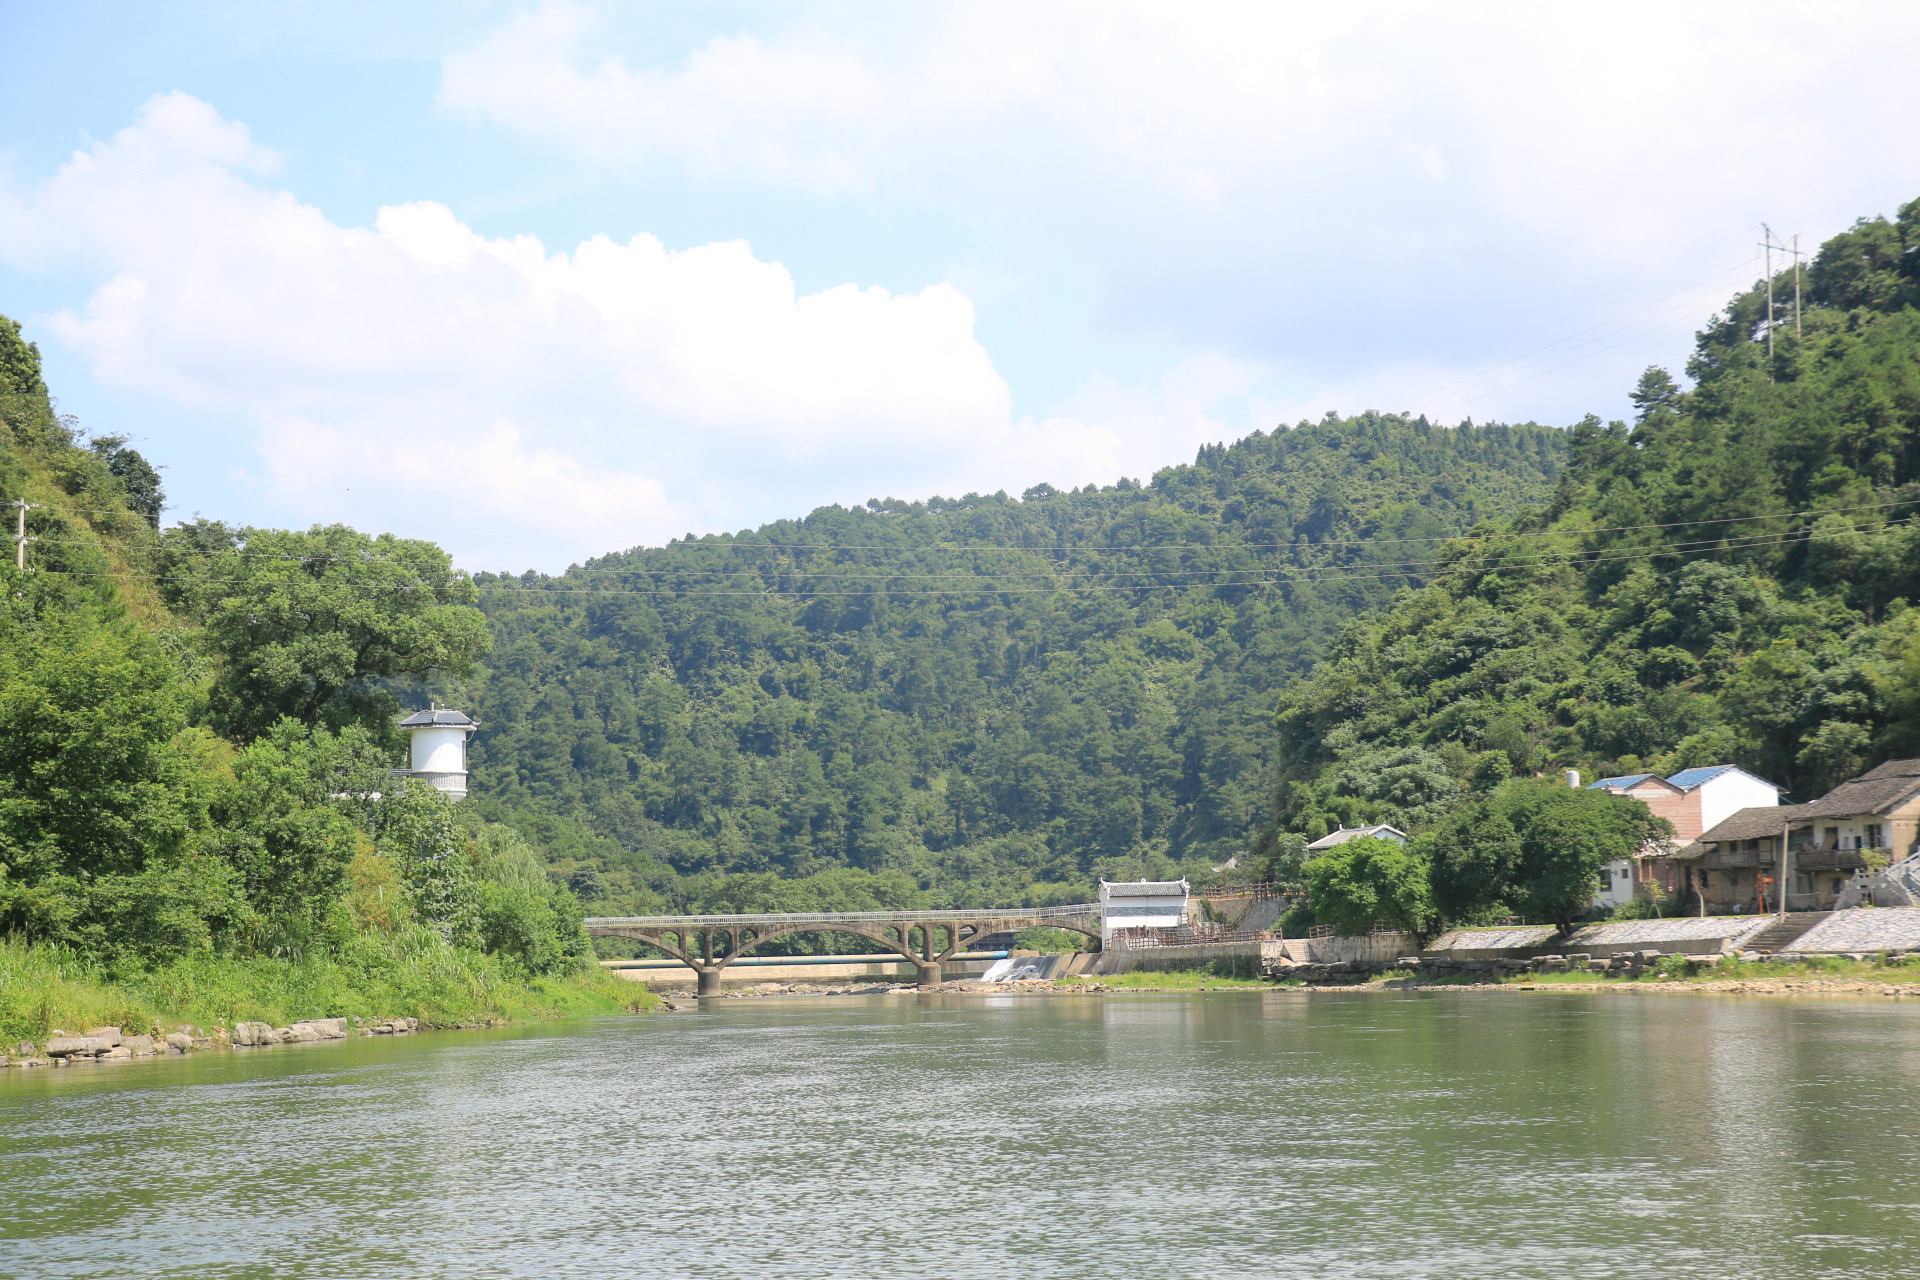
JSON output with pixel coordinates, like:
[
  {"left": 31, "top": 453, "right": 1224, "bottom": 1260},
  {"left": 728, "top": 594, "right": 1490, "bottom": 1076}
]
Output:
[
  {"left": 122, "top": 1035, "right": 155, "bottom": 1054},
  {"left": 231, "top": 1021, "right": 274, "bottom": 1046},
  {"left": 165, "top": 1032, "right": 193, "bottom": 1051},
  {"left": 99, "top": 1046, "right": 132, "bottom": 1060},
  {"left": 290, "top": 1018, "right": 348, "bottom": 1040},
  {"left": 44, "top": 1037, "right": 99, "bottom": 1057},
  {"left": 286, "top": 1024, "right": 322, "bottom": 1042},
  {"left": 83, "top": 1026, "right": 123, "bottom": 1046}
]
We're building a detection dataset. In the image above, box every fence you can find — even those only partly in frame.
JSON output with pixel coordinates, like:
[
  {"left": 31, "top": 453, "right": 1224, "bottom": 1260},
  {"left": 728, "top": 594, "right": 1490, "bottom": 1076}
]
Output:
[{"left": 1113, "top": 924, "right": 1274, "bottom": 950}]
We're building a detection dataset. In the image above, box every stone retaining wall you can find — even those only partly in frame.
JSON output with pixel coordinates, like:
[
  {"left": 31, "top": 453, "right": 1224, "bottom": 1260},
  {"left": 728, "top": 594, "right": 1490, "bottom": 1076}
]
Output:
[{"left": 1266, "top": 949, "right": 1736, "bottom": 985}]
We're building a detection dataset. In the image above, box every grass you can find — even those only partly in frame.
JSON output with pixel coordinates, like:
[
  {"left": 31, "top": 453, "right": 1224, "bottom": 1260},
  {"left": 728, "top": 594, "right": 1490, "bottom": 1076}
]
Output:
[
  {"left": 1381, "top": 954, "right": 1920, "bottom": 989},
  {"left": 0, "top": 929, "right": 657, "bottom": 1049}
]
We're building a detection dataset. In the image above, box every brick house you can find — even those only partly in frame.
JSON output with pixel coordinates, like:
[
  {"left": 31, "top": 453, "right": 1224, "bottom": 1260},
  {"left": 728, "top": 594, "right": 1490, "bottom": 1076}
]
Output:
[{"left": 1586, "top": 765, "right": 1782, "bottom": 903}]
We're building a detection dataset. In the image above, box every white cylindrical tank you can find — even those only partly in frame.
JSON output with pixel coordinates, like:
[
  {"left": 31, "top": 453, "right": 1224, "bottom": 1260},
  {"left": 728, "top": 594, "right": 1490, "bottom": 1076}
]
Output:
[{"left": 396, "top": 706, "right": 479, "bottom": 800}]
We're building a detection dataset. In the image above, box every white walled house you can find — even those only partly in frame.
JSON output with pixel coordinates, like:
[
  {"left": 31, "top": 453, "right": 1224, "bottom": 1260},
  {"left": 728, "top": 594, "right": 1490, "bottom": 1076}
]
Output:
[
  {"left": 1099, "top": 880, "right": 1190, "bottom": 944},
  {"left": 393, "top": 706, "right": 479, "bottom": 800},
  {"left": 1667, "top": 765, "right": 1783, "bottom": 836}
]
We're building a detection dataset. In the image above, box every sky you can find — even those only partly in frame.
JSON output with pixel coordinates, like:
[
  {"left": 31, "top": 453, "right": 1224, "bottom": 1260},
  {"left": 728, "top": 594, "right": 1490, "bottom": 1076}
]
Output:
[{"left": 2, "top": 2, "right": 1918, "bottom": 573}]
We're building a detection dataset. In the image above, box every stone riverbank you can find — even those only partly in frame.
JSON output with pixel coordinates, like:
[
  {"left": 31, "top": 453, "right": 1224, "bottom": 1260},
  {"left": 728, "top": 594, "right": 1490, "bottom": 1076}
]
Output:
[{"left": 4, "top": 1013, "right": 514, "bottom": 1069}]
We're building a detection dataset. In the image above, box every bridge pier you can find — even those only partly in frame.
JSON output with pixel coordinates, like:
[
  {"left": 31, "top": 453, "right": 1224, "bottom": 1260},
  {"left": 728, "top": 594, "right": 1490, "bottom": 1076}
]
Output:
[
  {"left": 916, "top": 960, "right": 942, "bottom": 990},
  {"left": 696, "top": 968, "right": 724, "bottom": 997}
]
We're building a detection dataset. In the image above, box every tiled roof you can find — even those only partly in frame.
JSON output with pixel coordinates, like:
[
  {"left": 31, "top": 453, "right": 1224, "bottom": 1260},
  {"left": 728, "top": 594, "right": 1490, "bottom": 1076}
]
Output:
[
  {"left": 1101, "top": 880, "right": 1189, "bottom": 898},
  {"left": 1697, "top": 803, "right": 1812, "bottom": 844},
  {"left": 1588, "top": 774, "right": 1656, "bottom": 790},
  {"left": 1801, "top": 758, "right": 1920, "bottom": 820},
  {"left": 1664, "top": 764, "right": 1781, "bottom": 794},
  {"left": 1305, "top": 823, "right": 1408, "bottom": 850},
  {"left": 397, "top": 707, "right": 478, "bottom": 728},
  {"left": 1665, "top": 764, "right": 1734, "bottom": 789}
]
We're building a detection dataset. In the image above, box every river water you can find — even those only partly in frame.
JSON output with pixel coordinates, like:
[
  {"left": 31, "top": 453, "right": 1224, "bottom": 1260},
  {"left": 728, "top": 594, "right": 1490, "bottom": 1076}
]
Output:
[{"left": 6, "top": 989, "right": 1920, "bottom": 1279}]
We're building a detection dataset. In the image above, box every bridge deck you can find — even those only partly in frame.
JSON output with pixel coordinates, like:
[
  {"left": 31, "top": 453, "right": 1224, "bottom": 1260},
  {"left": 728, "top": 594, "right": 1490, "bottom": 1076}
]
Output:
[{"left": 584, "top": 903, "right": 1098, "bottom": 930}]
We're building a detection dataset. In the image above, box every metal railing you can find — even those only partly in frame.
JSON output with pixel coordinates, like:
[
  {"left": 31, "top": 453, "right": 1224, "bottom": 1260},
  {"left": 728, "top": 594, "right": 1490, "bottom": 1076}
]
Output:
[
  {"left": 585, "top": 902, "right": 1100, "bottom": 930},
  {"left": 1112, "top": 924, "right": 1274, "bottom": 949}
]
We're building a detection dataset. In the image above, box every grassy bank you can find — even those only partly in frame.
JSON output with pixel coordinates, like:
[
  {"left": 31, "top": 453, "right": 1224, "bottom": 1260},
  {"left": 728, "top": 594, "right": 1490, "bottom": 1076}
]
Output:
[
  {"left": 1, "top": 929, "right": 656, "bottom": 1048},
  {"left": 1497, "top": 953, "right": 1920, "bottom": 988}
]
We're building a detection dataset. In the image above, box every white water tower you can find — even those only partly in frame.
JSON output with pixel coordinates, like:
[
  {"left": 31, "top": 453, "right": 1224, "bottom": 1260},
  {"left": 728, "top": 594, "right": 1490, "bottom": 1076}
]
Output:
[{"left": 396, "top": 705, "right": 479, "bottom": 800}]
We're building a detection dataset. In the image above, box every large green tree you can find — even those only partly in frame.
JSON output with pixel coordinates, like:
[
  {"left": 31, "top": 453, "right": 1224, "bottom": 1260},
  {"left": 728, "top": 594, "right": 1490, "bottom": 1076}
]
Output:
[
  {"left": 1427, "top": 781, "right": 1670, "bottom": 932},
  {"left": 160, "top": 522, "right": 491, "bottom": 744},
  {"left": 1302, "top": 834, "right": 1434, "bottom": 942}
]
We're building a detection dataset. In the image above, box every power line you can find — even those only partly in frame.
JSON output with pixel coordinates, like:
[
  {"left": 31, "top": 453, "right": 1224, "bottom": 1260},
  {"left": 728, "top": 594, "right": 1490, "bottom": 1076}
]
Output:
[
  {"left": 1391, "top": 258, "right": 1757, "bottom": 416},
  {"left": 33, "top": 496, "right": 1917, "bottom": 583},
  {"left": 34, "top": 520, "right": 1894, "bottom": 600}
]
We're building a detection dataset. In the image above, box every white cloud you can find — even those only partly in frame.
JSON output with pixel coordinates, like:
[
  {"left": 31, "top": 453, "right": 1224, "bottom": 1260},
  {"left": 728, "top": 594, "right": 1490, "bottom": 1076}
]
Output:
[
  {"left": 2, "top": 93, "right": 1204, "bottom": 567},
  {"left": 441, "top": 0, "right": 1920, "bottom": 399}
]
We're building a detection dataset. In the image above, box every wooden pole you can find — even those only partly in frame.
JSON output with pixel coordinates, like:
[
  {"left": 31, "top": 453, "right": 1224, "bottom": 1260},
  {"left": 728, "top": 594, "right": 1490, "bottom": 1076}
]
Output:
[{"left": 1779, "top": 821, "right": 1791, "bottom": 919}]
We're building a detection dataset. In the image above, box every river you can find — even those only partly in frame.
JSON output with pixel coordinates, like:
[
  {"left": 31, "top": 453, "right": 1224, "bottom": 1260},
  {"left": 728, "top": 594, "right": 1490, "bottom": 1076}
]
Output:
[{"left": 6, "top": 989, "right": 1920, "bottom": 1278}]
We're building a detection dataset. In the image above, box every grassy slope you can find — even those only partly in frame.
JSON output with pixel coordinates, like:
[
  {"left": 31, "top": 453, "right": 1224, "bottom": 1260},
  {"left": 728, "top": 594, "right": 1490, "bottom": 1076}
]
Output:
[{"left": 1, "top": 931, "right": 656, "bottom": 1050}]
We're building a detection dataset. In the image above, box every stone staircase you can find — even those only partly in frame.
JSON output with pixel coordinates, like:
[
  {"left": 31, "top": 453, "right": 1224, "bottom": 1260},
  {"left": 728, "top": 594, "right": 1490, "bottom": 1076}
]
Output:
[{"left": 1744, "top": 912, "right": 1832, "bottom": 954}]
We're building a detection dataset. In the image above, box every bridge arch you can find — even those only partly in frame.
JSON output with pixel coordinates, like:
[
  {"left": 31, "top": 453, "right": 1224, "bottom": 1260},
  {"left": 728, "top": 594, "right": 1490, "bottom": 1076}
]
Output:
[{"left": 586, "top": 905, "right": 1103, "bottom": 994}]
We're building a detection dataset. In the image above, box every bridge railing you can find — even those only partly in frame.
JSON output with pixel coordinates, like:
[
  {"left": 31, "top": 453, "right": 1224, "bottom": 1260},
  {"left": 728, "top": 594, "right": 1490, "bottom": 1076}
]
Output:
[{"left": 584, "top": 903, "right": 1100, "bottom": 930}]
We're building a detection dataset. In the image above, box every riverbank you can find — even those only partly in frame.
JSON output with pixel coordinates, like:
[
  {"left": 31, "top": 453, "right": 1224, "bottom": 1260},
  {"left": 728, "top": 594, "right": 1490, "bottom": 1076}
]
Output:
[{"left": 1, "top": 933, "right": 657, "bottom": 1064}]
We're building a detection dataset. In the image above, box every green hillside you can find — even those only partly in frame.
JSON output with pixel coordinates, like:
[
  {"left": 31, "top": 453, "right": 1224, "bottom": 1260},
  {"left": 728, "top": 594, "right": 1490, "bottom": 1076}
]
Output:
[
  {"left": 1266, "top": 197, "right": 1920, "bottom": 847},
  {"left": 451, "top": 418, "right": 1565, "bottom": 909},
  {"left": 0, "top": 317, "right": 647, "bottom": 1032}
]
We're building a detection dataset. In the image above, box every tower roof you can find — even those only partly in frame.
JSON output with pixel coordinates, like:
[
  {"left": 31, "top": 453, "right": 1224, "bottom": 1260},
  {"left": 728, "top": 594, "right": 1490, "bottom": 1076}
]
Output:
[{"left": 398, "top": 707, "right": 478, "bottom": 729}]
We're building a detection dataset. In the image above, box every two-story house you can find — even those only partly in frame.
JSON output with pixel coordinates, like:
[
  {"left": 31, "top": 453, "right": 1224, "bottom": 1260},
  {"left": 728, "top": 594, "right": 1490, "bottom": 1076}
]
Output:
[
  {"left": 1685, "top": 758, "right": 1920, "bottom": 912},
  {"left": 1586, "top": 765, "right": 1781, "bottom": 904}
]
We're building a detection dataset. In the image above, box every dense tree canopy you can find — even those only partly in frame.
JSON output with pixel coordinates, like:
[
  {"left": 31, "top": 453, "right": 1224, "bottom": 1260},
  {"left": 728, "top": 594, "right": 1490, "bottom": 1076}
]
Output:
[
  {"left": 159, "top": 521, "right": 492, "bottom": 745},
  {"left": 1267, "top": 196, "right": 1920, "bottom": 853},
  {"left": 446, "top": 416, "right": 1565, "bottom": 910}
]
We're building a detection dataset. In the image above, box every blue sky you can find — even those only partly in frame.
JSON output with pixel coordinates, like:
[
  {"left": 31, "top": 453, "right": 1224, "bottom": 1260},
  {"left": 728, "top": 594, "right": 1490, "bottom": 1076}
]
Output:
[{"left": 3, "top": 1, "right": 1918, "bottom": 572}]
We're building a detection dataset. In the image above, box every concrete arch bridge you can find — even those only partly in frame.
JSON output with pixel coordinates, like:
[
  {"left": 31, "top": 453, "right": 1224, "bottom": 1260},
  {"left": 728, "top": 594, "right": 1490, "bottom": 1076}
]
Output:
[{"left": 585, "top": 904, "right": 1102, "bottom": 994}]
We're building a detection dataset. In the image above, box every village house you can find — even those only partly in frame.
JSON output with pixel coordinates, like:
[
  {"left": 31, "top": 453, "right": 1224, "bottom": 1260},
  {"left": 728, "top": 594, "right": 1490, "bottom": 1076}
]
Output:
[
  {"left": 1682, "top": 758, "right": 1920, "bottom": 913},
  {"left": 1585, "top": 764, "right": 1781, "bottom": 903},
  {"left": 1304, "top": 823, "right": 1408, "bottom": 851}
]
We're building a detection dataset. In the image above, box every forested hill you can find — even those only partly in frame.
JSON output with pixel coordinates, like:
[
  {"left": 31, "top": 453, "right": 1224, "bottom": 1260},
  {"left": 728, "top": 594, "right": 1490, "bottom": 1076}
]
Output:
[
  {"left": 1268, "top": 197, "right": 1920, "bottom": 845},
  {"left": 455, "top": 417, "right": 1566, "bottom": 909}
]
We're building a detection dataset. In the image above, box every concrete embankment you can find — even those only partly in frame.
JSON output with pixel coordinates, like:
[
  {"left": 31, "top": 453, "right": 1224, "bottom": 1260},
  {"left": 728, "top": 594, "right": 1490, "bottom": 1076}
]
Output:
[{"left": 603, "top": 951, "right": 1037, "bottom": 988}]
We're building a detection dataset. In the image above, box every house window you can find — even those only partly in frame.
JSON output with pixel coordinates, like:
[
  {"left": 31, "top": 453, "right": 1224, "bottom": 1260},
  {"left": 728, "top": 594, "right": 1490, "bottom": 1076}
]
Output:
[
  {"left": 1825, "top": 827, "right": 1840, "bottom": 848},
  {"left": 1866, "top": 824, "right": 1884, "bottom": 849},
  {"left": 1796, "top": 874, "right": 1813, "bottom": 894}
]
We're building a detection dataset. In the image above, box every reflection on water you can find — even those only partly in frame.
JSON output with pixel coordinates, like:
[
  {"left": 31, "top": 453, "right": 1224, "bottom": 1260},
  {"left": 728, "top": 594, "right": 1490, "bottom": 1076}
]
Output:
[{"left": 6, "top": 991, "right": 1920, "bottom": 1278}]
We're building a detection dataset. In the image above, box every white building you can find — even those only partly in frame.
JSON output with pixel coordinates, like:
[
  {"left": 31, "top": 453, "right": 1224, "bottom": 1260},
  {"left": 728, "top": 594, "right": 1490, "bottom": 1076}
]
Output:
[
  {"left": 1304, "top": 824, "right": 1408, "bottom": 851},
  {"left": 1099, "top": 879, "right": 1190, "bottom": 944},
  {"left": 394, "top": 705, "right": 479, "bottom": 801}
]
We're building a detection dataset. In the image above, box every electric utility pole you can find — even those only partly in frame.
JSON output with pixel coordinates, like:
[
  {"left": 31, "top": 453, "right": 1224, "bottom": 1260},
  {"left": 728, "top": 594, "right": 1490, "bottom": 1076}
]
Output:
[
  {"left": 1760, "top": 223, "right": 1778, "bottom": 360},
  {"left": 1792, "top": 232, "right": 1803, "bottom": 336},
  {"left": 12, "top": 498, "right": 38, "bottom": 571}
]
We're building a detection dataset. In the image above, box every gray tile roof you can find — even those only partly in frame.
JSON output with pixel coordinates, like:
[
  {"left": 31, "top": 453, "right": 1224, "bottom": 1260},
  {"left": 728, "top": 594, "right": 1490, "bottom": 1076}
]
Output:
[
  {"left": 1696, "top": 803, "right": 1810, "bottom": 844},
  {"left": 1305, "top": 823, "right": 1408, "bottom": 850},
  {"left": 1801, "top": 758, "right": 1920, "bottom": 819},
  {"left": 397, "top": 707, "right": 478, "bottom": 729},
  {"left": 1100, "top": 880, "right": 1189, "bottom": 898}
]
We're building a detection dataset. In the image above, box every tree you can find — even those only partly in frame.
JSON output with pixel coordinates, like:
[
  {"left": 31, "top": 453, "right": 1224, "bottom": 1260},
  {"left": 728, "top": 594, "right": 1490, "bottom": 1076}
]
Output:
[
  {"left": 87, "top": 435, "right": 165, "bottom": 528},
  {"left": 210, "top": 720, "right": 392, "bottom": 948},
  {"left": 1303, "top": 835, "right": 1433, "bottom": 942},
  {"left": 1429, "top": 781, "right": 1670, "bottom": 933},
  {"left": 160, "top": 522, "right": 491, "bottom": 744},
  {"left": 378, "top": 782, "right": 472, "bottom": 940},
  {"left": 1628, "top": 366, "right": 1683, "bottom": 423},
  {"left": 0, "top": 314, "right": 48, "bottom": 400}
]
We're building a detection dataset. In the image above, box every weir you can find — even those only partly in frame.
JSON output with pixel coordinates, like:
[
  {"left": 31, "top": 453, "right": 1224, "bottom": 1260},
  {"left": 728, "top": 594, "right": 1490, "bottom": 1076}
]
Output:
[{"left": 585, "top": 904, "right": 1102, "bottom": 993}]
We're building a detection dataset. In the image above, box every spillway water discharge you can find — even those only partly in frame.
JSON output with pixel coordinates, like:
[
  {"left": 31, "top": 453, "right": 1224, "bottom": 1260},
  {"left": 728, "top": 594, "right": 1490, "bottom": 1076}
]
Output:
[{"left": 4, "top": 990, "right": 1917, "bottom": 1278}]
